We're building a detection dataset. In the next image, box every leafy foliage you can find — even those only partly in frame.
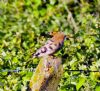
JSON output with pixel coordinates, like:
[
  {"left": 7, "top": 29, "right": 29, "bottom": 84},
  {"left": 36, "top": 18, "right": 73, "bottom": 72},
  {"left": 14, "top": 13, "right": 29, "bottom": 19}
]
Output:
[{"left": 0, "top": 0, "right": 100, "bottom": 91}]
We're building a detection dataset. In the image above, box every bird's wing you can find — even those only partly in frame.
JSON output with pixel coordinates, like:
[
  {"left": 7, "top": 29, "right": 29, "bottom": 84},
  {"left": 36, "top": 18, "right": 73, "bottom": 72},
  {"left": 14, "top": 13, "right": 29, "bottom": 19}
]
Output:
[{"left": 33, "top": 40, "right": 59, "bottom": 58}]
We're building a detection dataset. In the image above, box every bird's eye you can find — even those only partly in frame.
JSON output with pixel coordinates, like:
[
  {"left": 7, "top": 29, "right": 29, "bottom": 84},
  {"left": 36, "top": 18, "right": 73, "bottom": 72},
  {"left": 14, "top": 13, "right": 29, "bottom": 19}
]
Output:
[{"left": 49, "top": 32, "right": 53, "bottom": 35}]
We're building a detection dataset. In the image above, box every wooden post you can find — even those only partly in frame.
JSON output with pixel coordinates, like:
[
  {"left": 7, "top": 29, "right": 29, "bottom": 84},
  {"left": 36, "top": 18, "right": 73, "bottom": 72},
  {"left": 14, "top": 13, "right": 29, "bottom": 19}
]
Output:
[{"left": 29, "top": 56, "right": 63, "bottom": 91}]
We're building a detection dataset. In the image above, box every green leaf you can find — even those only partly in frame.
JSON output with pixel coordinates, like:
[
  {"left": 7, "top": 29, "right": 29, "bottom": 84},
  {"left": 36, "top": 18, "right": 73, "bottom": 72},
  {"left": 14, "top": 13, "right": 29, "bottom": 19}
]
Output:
[
  {"left": 95, "top": 86, "right": 100, "bottom": 91},
  {"left": 12, "top": 57, "right": 18, "bottom": 64},
  {"left": 76, "top": 76, "right": 86, "bottom": 90}
]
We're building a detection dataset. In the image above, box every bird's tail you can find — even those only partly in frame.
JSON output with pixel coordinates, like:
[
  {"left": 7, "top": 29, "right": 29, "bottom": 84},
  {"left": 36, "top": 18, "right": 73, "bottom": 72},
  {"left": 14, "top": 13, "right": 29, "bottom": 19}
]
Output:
[{"left": 32, "top": 53, "right": 36, "bottom": 58}]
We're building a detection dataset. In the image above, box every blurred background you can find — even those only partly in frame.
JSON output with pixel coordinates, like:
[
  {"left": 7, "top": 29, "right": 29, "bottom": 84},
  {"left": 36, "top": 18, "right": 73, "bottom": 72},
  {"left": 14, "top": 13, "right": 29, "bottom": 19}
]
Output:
[{"left": 0, "top": 0, "right": 100, "bottom": 91}]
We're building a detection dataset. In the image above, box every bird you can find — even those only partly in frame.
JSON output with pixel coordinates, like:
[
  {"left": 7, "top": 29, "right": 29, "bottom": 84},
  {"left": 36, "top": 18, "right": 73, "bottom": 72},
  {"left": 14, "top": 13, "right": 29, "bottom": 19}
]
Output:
[{"left": 32, "top": 31, "right": 66, "bottom": 58}]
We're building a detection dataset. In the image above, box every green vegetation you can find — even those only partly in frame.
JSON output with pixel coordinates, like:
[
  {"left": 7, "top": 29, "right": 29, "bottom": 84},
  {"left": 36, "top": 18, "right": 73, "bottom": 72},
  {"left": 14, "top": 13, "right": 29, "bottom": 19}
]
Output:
[{"left": 0, "top": 0, "right": 100, "bottom": 91}]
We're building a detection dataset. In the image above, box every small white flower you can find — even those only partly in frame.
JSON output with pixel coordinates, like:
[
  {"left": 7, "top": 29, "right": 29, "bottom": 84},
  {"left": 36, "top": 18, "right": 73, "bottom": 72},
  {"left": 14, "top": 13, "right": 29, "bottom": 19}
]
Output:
[{"left": 2, "top": 51, "right": 6, "bottom": 56}]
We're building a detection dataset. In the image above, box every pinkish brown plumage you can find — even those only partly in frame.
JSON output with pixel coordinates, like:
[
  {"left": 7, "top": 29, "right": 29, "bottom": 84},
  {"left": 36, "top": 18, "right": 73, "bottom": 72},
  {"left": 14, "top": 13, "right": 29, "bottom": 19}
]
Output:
[{"left": 32, "top": 32, "right": 66, "bottom": 58}]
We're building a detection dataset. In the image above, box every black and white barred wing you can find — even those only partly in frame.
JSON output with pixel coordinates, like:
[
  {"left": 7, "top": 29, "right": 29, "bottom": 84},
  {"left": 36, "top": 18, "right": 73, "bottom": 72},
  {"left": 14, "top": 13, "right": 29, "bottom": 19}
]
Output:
[{"left": 32, "top": 39, "right": 59, "bottom": 58}]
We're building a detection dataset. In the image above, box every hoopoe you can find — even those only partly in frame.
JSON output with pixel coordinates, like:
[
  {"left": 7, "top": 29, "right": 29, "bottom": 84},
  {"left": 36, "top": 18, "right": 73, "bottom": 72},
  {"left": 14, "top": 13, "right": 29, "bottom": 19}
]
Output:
[{"left": 32, "top": 31, "right": 66, "bottom": 58}]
